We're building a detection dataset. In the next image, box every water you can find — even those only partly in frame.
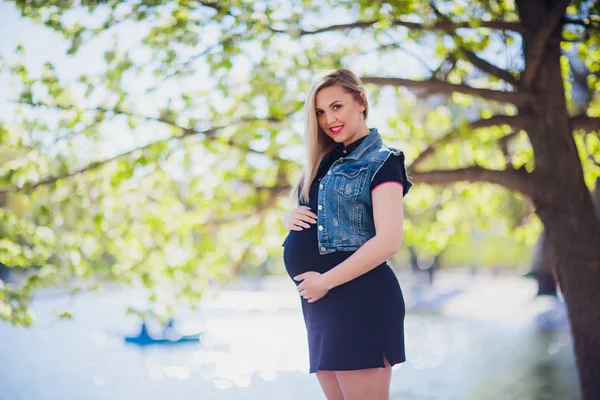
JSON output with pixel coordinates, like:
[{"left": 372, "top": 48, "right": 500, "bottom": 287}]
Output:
[{"left": 0, "top": 274, "right": 581, "bottom": 400}]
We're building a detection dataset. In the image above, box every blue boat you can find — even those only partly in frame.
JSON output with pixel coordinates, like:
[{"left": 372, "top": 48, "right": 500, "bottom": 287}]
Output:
[{"left": 124, "top": 319, "right": 202, "bottom": 346}]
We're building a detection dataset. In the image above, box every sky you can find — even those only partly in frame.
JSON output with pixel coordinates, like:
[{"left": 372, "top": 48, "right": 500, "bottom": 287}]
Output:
[
  {"left": 0, "top": 2, "right": 207, "bottom": 175},
  {"left": 0, "top": 2, "right": 414, "bottom": 171},
  {"left": 0, "top": 1, "right": 521, "bottom": 173}
]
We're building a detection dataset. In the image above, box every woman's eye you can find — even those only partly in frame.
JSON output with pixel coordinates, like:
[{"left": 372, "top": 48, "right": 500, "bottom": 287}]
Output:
[
  {"left": 333, "top": 105, "right": 341, "bottom": 110},
  {"left": 316, "top": 110, "right": 323, "bottom": 116}
]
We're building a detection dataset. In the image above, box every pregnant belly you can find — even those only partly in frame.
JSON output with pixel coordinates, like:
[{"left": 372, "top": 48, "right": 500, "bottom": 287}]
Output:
[
  {"left": 282, "top": 227, "right": 321, "bottom": 277},
  {"left": 282, "top": 227, "right": 353, "bottom": 278}
]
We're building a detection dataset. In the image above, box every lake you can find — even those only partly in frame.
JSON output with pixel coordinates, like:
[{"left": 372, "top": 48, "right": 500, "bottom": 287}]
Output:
[{"left": 0, "top": 273, "right": 581, "bottom": 399}]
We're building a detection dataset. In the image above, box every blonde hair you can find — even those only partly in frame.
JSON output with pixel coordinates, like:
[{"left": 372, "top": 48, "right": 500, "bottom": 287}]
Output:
[{"left": 292, "top": 68, "right": 369, "bottom": 204}]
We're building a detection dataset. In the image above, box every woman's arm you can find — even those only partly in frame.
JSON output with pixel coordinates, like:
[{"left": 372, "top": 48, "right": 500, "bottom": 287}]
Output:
[
  {"left": 323, "top": 182, "right": 404, "bottom": 288},
  {"left": 294, "top": 182, "right": 404, "bottom": 302}
]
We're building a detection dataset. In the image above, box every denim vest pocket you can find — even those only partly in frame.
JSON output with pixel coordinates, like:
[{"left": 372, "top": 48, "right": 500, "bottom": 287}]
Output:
[{"left": 333, "top": 163, "right": 369, "bottom": 199}]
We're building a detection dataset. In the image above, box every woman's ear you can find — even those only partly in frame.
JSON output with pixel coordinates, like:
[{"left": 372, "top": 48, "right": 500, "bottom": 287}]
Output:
[{"left": 359, "top": 92, "right": 367, "bottom": 111}]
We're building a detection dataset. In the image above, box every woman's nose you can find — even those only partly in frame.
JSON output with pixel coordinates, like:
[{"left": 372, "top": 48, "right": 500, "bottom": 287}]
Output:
[{"left": 326, "top": 112, "right": 336, "bottom": 124}]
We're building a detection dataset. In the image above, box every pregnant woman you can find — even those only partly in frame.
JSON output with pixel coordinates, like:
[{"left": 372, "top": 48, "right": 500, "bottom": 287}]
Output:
[{"left": 282, "top": 68, "right": 412, "bottom": 400}]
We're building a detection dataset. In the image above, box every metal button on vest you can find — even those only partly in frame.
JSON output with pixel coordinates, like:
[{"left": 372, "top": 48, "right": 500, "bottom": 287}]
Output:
[
  {"left": 318, "top": 205, "right": 323, "bottom": 210},
  {"left": 318, "top": 225, "right": 323, "bottom": 231},
  {"left": 327, "top": 171, "right": 332, "bottom": 175},
  {"left": 319, "top": 184, "right": 323, "bottom": 189},
  {"left": 320, "top": 247, "right": 326, "bottom": 252}
]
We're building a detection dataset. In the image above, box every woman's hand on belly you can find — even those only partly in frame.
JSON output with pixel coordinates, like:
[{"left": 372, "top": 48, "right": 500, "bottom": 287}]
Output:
[
  {"left": 294, "top": 271, "right": 333, "bottom": 303},
  {"left": 283, "top": 206, "right": 317, "bottom": 231}
]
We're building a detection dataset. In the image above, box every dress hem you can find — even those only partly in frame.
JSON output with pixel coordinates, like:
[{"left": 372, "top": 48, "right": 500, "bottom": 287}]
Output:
[{"left": 309, "top": 356, "right": 406, "bottom": 374}]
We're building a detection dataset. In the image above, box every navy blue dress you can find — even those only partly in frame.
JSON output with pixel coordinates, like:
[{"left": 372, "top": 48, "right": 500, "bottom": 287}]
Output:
[{"left": 283, "top": 136, "right": 412, "bottom": 373}]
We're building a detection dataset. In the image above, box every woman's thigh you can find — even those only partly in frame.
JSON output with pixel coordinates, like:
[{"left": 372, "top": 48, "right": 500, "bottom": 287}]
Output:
[
  {"left": 335, "top": 355, "right": 392, "bottom": 400},
  {"left": 316, "top": 370, "right": 344, "bottom": 400}
]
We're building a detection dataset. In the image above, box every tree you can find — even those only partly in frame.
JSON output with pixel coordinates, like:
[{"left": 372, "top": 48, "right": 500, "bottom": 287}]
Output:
[{"left": 2, "top": 0, "right": 600, "bottom": 397}]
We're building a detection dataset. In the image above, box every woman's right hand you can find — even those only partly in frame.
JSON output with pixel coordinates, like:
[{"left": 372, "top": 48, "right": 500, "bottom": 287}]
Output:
[{"left": 283, "top": 206, "right": 318, "bottom": 231}]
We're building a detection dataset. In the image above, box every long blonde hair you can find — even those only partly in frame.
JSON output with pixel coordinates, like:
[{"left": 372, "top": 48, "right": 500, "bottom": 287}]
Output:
[{"left": 292, "top": 68, "right": 370, "bottom": 204}]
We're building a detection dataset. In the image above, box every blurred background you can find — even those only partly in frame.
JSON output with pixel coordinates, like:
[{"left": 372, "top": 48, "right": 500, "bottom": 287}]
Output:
[{"left": 0, "top": 1, "right": 598, "bottom": 399}]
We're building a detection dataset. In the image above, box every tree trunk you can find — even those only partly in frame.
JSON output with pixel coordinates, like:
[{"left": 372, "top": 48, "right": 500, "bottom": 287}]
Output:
[
  {"left": 593, "top": 177, "right": 600, "bottom": 219},
  {"left": 408, "top": 246, "right": 440, "bottom": 285},
  {"left": 517, "top": 1, "right": 600, "bottom": 398},
  {"left": 529, "top": 230, "right": 559, "bottom": 296}
]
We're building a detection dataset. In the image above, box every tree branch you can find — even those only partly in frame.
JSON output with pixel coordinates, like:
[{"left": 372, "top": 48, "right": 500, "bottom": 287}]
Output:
[
  {"left": 0, "top": 141, "right": 159, "bottom": 194},
  {"left": 12, "top": 100, "right": 293, "bottom": 158},
  {"left": 433, "top": 56, "right": 457, "bottom": 81},
  {"left": 562, "top": 18, "right": 600, "bottom": 31},
  {"left": 404, "top": 114, "right": 597, "bottom": 172},
  {"left": 198, "top": 1, "right": 225, "bottom": 13},
  {"left": 408, "top": 166, "right": 534, "bottom": 197},
  {"left": 360, "top": 76, "right": 529, "bottom": 105},
  {"left": 361, "top": 33, "right": 435, "bottom": 72},
  {"left": 498, "top": 131, "right": 520, "bottom": 162},
  {"left": 582, "top": 136, "right": 600, "bottom": 168},
  {"left": 428, "top": 2, "right": 519, "bottom": 87},
  {"left": 461, "top": 50, "right": 519, "bottom": 87},
  {"left": 163, "top": 41, "right": 224, "bottom": 80},
  {"left": 1, "top": 102, "right": 294, "bottom": 193},
  {"left": 410, "top": 115, "right": 527, "bottom": 169},
  {"left": 571, "top": 116, "right": 600, "bottom": 132},
  {"left": 288, "top": 19, "right": 528, "bottom": 36},
  {"left": 521, "top": 0, "right": 571, "bottom": 88}
]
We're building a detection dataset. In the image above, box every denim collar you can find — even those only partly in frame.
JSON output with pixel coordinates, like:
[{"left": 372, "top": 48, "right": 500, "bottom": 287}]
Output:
[
  {"left": 318, "top": 128, "right": 381, "bottom": 171},
  {"left": 344, "top": 128, "right": 381, "bottom": 161},
  {"left": 341, "top": 135, "right": 367, "bottom": 154}
]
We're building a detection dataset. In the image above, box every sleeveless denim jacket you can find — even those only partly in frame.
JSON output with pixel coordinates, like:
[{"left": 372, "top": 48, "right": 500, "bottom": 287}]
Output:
[{"left": 312, "top": 128, "right": 410, "bottom": 255}]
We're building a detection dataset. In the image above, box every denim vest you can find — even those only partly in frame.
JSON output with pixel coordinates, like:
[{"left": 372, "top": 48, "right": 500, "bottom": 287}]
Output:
[{"left": 315, "top": 128, "right": 409, "bottom": 255}]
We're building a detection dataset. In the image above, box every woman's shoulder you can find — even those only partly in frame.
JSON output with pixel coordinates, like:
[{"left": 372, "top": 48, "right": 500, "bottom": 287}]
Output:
[
  {"left": 378, "top": 139, "right": 405, "bottom": 154},
  {"left": 362, "top": 141, "right": 405, "bottom": 164}
]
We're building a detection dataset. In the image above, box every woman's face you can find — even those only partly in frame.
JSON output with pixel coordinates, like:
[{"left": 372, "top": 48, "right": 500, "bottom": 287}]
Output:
[{"left": 315, "top": 85, "right": 366, "bottom": 147}]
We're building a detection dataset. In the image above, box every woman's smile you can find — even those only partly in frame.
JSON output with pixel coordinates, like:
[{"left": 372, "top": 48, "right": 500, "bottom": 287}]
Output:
[{"left": 330, "top": 125, "right": 344, "bottom": 135}]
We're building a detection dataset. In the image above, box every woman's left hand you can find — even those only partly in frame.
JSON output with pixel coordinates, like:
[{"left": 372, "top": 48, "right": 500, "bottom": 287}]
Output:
[{"left": 294, "top": 271, "right": 331, "bottom": 303}]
